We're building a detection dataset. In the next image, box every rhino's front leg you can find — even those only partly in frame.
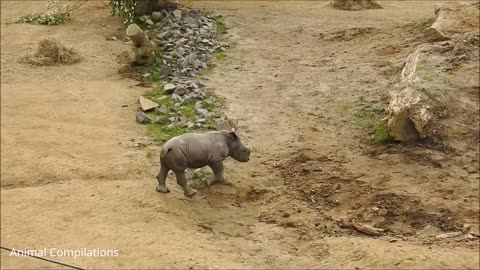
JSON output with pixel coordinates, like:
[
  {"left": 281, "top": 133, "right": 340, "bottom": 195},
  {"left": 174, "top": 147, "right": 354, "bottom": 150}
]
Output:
[
  {"left": 155, "top": 165, "right": 170, "bottom": 193},
  {"left": 208, "top": 161, "right": 225, "bottom": 186},
  {"left": 175, "top": 171, "right": 197, "bottom": 197}
]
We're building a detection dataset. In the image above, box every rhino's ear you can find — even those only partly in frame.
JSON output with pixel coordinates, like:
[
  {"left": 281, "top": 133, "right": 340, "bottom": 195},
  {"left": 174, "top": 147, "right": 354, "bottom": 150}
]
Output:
[{"left": 230, "top": 130, "right": 238, "bottom": 140}]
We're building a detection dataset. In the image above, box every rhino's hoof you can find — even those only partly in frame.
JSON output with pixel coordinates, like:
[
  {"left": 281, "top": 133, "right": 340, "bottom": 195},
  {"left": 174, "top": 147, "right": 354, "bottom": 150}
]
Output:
[
  {"left": 207, "top": 178, "right": 225, "bottom": 187},
  {"left": 156, "top": 186, "right": 170, "bottom": 193},
  {"left": 184, "top": 189, "right": 197, "bottom": 197}
]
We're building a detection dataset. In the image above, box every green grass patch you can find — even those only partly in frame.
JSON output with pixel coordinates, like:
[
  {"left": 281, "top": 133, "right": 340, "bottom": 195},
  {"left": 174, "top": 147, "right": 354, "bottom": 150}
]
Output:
[
  {"left": 189, "top": 168, "right": 210, "bottom": 190},
  {"left": 8, "top": 0, "right": 86, "bottom": 25},
  {"left": 146, "top": 123, "right": 187, "bottom": 142},
  {"left": 197, "top": 51, "right": 226, "bottom": 76},
  {"left": 355, "top": 104, "right": 392, "bottom": 143},
  {"left": 178, "top": 100, "right": 197, "bottom": 122},
  {"left": 214, "top": 51, "right": 227, "bottom": 62},
  {"left": 148, "top": 65, "right": 161, "bottom": 83},
  {"left": 10, "top": 12, "right": 70, "bottom": 25},
  {"left": 211, "top": 15, "right": 227, "bottom": 35},
  {"left": 143, "top": 85, "right": 173, "bottom": 106},
  {"left": 204, "top": 101, "right": 216, "bottom": 112}
]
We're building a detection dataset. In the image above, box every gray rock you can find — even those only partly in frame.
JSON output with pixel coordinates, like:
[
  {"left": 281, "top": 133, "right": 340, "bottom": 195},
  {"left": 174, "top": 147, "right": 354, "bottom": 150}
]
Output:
[
  {"left": 183, "top": 16, "right": 198, "bottom": 26},
  {"left": 172, "top": 94, "right": 183, "bottom": 102},
  {"left": 193, "top": 60, "right": 204, "bottom": 69},
  {"left": 164, "top": 83, "right": 176, "bottom": 94},
  {"left": 173, "top": 9, "right": 182, "bottom": 19},
  {"left": 175, "top": 38, "right": 188, "bottom": 46},
  {"left": 185, "top": 52, "right": 197, "bottom": 62},
  {"left": 153, "top": 116, "right": 169, "bottom": 125},
  {"left": 187, "top": 122, "right": 195, "bottom": 129},
  {"left": 139, "top": 96, "right": 159, "bottom": 111},
  {"left": 192, "top": 89, "right": 201, "bottom": 95},
  {"left": 196, "top": 118, "right": 206, "bottom": 124},
  {"left": 136, "top": 111, "right": 153, "bottom": 124},
  {"left": 174, "top": 87, "right": 186, "bottom": 96},
  {"left": 157, "top": 31, "right": 171, "bottom": 39},
  {"left": 152, "top": 11, "right": 162, "bottom": 21},
  {"left": 191, "top": 82, "right": 199, "bottom": 89},
  {"left": 145, "top": 19, "right": 154, "bottom": 26},
  {"left": 179, "top": 116, "right": 188, "bottom": 124},
  {"left": 183, "top": 95, "right": 196, "bottom": 104},
  {"left": 176, "top": 47, "right": 186, "bottom": 55},
  {"left": 195, "top": 108, "right": 209, "bottom": 116},
  {"left": 156, "top": 105, "right": 169, "bottom": 114},
  {"left": 194, "top": 101, "right": 203, "bottom": 109},
  {"left": 158, "top": 65, "right": 173, "bottom": 77}
]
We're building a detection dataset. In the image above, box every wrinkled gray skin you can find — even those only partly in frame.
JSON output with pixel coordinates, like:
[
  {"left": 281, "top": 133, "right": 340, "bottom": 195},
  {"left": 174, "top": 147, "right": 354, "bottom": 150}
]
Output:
[{"left": 156, "top": 130, "right": 251, "bottom": 197}]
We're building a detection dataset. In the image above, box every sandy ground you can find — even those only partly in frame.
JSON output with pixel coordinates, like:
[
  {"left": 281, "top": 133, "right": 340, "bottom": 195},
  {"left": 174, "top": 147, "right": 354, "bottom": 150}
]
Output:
[{"left": 1, "top": 1, "right": 479, "bottom": 269}]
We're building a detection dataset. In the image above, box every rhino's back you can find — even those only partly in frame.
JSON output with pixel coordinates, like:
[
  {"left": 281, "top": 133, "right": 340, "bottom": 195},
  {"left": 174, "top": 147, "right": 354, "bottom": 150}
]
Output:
[{"left": 164, "top": 131, "right": 229, "bottom": 166}]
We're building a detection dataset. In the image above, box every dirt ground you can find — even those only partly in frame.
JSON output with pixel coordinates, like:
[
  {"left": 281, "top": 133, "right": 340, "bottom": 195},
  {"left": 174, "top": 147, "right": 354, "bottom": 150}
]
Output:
[{"left": 1, "top": 1, "right": 479, "bottom": 269}]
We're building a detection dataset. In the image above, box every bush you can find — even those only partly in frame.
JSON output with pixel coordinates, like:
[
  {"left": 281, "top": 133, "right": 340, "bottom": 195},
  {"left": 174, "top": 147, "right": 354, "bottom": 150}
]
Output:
[
  {"left": 10, "top": 0, "right": 86, "bottom": 25},
  {"left": 109, "top": 0, "right": 137, "bottom": 24},
  {"left": 110, "top": 0, "right": 178, "bottom": 24}
]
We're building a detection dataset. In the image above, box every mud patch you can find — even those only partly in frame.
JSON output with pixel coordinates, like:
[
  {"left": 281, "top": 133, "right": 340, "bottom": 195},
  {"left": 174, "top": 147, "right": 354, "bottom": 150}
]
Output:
[{"left": 277, "top": 150, "right": 469, "bottom": 239}]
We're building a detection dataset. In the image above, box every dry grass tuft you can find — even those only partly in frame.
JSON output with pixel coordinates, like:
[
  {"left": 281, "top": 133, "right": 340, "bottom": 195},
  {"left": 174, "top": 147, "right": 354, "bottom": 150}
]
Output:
[
  {"left": 331, "top": 0, "right": 383, "bottom": 10},
  {"left": 22, "top": 38, "right": 82, "bottom": 66}
]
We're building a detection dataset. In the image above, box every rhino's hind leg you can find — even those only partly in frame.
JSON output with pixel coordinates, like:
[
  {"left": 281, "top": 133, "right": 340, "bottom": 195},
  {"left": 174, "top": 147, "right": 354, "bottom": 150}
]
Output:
[
  {"left": 156, "top": 166, "right": 170, "bottom": 193},
  {"left": 175, "top": 171, "right": 197, "bottom": 197},
  {"left": 207, "top": 161, "right": 225, "bottom": 187}
]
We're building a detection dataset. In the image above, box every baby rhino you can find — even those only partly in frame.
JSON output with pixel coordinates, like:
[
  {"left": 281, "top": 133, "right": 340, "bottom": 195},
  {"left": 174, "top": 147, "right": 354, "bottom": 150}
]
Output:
[{"left": 156, "top": 129, "right": 251, "bottom": 197}]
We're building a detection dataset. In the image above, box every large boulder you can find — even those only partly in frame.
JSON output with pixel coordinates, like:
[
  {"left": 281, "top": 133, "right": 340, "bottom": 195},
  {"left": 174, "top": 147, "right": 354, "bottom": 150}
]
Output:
[
  {"left": 425, "top": 1, "right": 479, "bottom": 42},
  {"left": 387, "top": 33, "right": 479, "bottom": 145},
  {"left": 387, "top": 1, "right": 479, "bottom": 145}
]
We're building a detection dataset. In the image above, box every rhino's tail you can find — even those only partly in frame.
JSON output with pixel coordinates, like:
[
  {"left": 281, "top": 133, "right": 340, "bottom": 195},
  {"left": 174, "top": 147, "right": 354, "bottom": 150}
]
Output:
[{"left": 160, "top": 146, "right": 173, "bottom": 159}]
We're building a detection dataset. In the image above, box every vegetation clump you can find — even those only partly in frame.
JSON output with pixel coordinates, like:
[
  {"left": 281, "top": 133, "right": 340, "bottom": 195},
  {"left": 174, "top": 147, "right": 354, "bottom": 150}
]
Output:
[
  {"left": 355, "top": 104, "right": 392, "bottom": 143},
  {"left": 10, "top": 0, "right": 86, "bottom": 25}
]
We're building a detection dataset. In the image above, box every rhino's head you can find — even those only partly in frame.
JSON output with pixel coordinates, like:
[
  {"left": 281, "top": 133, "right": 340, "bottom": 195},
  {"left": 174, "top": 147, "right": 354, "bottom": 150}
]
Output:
[{"left": 226, "top": 129, "right": 251, "bottom": 162}]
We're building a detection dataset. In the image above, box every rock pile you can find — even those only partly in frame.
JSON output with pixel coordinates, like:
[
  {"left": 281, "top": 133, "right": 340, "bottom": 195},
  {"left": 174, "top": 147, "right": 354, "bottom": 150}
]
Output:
[
  {"left": 141, "top": 8, "right": 226, "bottom": 96},
  {"left": 130, "top": 7, "right": 230, "bottom": 131}
]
